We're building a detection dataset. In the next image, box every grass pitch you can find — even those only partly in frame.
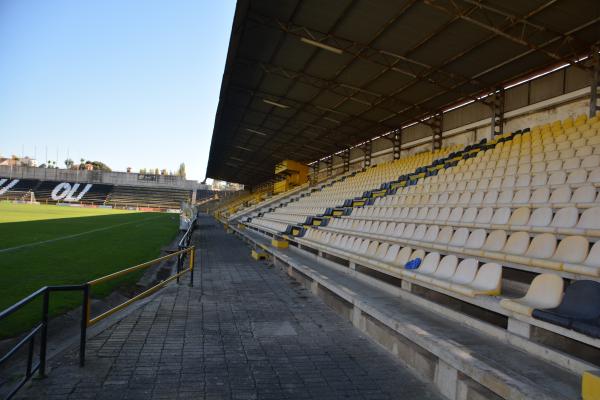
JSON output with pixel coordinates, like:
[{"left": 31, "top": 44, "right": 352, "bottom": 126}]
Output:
[{"left": 0, "top": 202, "right": 179, "bottom": 337}]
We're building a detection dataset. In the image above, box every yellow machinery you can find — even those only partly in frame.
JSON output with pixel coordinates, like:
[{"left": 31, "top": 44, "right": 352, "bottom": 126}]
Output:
[{"left": 273, "top": 160, "right": 309, "bottom": 194}]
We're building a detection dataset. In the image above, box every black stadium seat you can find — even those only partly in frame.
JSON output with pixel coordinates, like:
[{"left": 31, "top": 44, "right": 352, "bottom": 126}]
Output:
[
  {"left": 572, "top": 316, "right": 600, "bottom": 338},
  {"left": 532, "top": 280, "right": 600, "bottom": 330}
]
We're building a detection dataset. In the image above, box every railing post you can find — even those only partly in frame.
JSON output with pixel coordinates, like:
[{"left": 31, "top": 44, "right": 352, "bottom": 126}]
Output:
[
  {"left": 26, "top": 336, "right": 35, "bottom": 378},
  {"left": 189, "top": 247, "right": 195, "bottom": 287},
  {"left": 80, "top": 284, "right": 89, "bottom": 367},
  {"left": 39, "top": 290, "right": 49, "bottom": 377},
  {"left": 176, "top": 249, "right": 182, "bottom": 284}
]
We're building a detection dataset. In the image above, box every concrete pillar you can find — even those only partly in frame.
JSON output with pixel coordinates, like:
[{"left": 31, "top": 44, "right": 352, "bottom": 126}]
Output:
[
  {"left": 310, "top": 280, "right": 319, "bottom": 295},
  {"left": 351, "top": 307, "right": 364, "bottom": 331},
  {"left": 507, "top": 318, "right": 531, "bottom": 339},
  {"left": 435, "top": 359, "right": 458, "bottom": 400}
]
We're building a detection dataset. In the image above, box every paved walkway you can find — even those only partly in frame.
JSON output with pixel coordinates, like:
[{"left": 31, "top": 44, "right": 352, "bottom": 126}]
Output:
[{"left": 18, "top": 216, "right": 442, "bottom": 400}]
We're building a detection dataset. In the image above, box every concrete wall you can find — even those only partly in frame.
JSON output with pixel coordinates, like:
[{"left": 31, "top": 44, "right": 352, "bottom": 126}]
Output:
[{"left": 0, "top": 166, "right": 206, "bottom": 190}]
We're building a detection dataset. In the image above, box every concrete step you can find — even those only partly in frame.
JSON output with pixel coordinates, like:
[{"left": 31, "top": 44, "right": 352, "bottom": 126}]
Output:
[{"left": 238, "top": 227, "right": 581, "bottom": 400}]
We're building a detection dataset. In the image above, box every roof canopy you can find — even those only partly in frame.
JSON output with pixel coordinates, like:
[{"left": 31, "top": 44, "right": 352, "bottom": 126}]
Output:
[{"left": 207, "top": 0, "right": 600, "bottom": 185}]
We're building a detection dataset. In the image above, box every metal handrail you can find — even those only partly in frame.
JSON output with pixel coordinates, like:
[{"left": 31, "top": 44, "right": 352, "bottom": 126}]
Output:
[
  {"left": 0, "top": 284, "right": 88, "bottom": 400},
  {"left": 86, "top": 246, "right": 194, "bottom": 326}
]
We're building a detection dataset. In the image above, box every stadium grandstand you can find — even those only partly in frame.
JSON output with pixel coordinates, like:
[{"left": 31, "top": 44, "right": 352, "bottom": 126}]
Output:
[
  {"left": 208, "top": 1, "right": 600, "bottom": 399},
  {"left": 0, "top": 166, "right": 225, "bottom": 211},
  {"left": 3, "top": 1, "right": 600, "bottom": 400}
]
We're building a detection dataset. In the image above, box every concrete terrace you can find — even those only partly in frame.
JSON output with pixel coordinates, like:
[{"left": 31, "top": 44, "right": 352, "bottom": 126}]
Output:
[{"left": 16, "top": 215, "right": 443, "bottom": 400}]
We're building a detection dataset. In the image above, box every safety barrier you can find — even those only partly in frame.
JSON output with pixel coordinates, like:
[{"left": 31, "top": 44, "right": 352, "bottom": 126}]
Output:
[
  {"left": 0, "top": 285, "right": 88, "bottom": 400},
  {"left": 85, "top": 246, "right": 194, "bottom": 326},
  {"left": 0, "top": 220, "right": 196, "bottom": 399}
]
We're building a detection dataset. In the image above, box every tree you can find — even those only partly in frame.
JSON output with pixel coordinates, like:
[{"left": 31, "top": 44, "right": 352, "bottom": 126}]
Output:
[
  {"left": 154, "top": 168, "right": 159, "bottom": 175},
  {"left": 64, "top": 158, "right": 74, "bottom": 168},
  {"left": 90, "top": 161, "right": 111, "bottom": 172},
  {"left": 140, "top": 168, "right": 147, "bottom": 174},
  {"left": 38, "top": 163, "right": 46, "bottom": 168},
  {"left": 177, "top": 163, "right": 186, "bottom": 178}
]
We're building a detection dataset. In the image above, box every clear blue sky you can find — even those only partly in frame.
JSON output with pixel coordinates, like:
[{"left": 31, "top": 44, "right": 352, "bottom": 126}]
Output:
[{"left": 0, "top": 0, "right": 236, "bottom": 181}]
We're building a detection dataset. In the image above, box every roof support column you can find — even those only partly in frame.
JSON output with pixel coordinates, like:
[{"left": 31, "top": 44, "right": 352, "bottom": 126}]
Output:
[
  {"left": 590, "top": 48, "right": 600, "bottom": 118},
  {"left": 491, "top": 88, "right": 505, "bottom": 137},
  {"left": 363, "top": 141, "right": 372, "bottom": 168},
  {"left": 325, "top": 156, "right": 333, "bottom": 177},
  {"left": 392, "top": 129, "right": 402, "bottom": 160},
  {"left": 310, "top": 161, "right": 320, "bottom": 185},
  {"left": 343, "top": 148, "right": 350, "bottom": 173},
  {"left": 431, "top": 113, "right": 443, "bottom": 151}
]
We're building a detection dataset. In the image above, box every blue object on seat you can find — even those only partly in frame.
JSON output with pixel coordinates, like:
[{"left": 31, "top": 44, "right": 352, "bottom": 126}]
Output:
[
  {"left": 404, "top": 258, "right": 421, "bottom": 270},
  {"left": 532, "top": 280, "right": 600, "bottom": 331}
]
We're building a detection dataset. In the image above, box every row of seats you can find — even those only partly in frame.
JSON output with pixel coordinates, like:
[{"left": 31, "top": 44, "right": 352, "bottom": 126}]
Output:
[
  {"left": 251, "top": 218, "right": 289, "bottom": 232},
  {"left": 425, "top": 168, "right": 600, "bottom": 192},
  {"left": 108, "top": 185, "right": 191, "bottom": 208},
  {"left": 374, "top": 185, "right": 600, "bottom": 209},
  {"left": 345, "top": 204, "right": 600, "bottom": 238},
  {"left": 272, "top": 206, "right": 328, "bottom": 215},
  {"left": 301, "top": 227, "right": 600, "bottom": 339},
  {"left": 301, "top": 227, "right": 502, "bottom": 297},
  {"left": 326, "top": 217, "right": 600, "bottom": 276},
  {"left": 450, "top": 153, "right": 600, "bottom": 175}
]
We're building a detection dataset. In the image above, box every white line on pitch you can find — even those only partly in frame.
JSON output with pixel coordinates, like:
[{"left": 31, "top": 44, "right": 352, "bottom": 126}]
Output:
[{"left": 0, "top": 215, "right": 163, "bottom": 253}]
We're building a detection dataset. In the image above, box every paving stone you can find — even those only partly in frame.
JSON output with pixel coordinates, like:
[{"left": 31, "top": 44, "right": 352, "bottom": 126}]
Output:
[{"left": 16, "top": 216, "right": 443, "bottom": 400}]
